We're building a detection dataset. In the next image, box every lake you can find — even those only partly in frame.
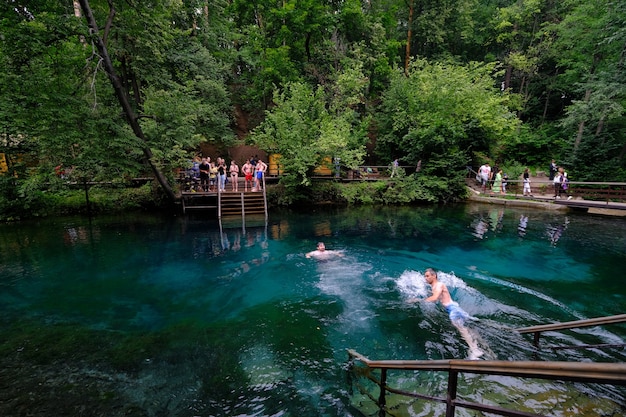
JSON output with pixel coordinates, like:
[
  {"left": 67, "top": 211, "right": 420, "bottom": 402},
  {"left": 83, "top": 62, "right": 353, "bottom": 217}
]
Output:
[{"left": 0, "top": 204, "right": 625, "bottom": 416}]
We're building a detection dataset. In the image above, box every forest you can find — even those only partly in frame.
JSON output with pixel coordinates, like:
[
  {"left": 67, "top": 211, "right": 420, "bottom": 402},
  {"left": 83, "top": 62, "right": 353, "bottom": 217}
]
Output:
[{"left": 1, "top": 0, "right": 625, "bottom": 217}]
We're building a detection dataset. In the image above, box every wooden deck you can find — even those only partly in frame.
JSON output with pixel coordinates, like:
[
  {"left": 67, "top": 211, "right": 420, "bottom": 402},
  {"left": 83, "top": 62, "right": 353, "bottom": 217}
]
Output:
[{"left": 553, "top": 199, "right": 626, "bottom": 211}]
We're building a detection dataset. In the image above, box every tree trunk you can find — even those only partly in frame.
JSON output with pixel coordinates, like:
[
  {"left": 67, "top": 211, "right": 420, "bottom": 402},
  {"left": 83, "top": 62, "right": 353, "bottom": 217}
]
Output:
[
  {"left": 573, "top": 89, "right": 592, "bottom": 152},
  {"left": 503, "top": 57, "right": 512, "bottom": 91},
  {"left": 77, "top": 0, "right": 176, "bottom": 202},
  {"left": 404, "top": 0, "right": 414, "bottom": 76}
]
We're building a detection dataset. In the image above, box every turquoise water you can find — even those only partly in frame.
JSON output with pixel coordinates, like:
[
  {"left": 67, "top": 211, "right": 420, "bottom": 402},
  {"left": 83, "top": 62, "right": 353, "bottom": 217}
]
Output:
[{"left": 0, "top": 204, "right": 625, "bottom": 416}]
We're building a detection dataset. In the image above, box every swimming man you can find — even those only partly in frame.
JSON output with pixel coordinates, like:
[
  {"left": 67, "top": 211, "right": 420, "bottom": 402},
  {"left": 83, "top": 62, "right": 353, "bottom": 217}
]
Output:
[
  {"left": 305, "top": 242, "right": 345, "bottom": 260},
  {"left": 407, "top": 268, "right": 483, "bottom": 360}
]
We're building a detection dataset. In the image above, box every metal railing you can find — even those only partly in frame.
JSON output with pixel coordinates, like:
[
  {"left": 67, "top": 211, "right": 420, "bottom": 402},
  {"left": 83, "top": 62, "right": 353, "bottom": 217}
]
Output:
[
  {"left": 466, "top": 167, "right": 626, "bottom": 203},
  {"left": 517, "top": 313, "right": 626, "bottom": 349},
  {"left": 347, "top": 349, "right": 626, "bottom": 417}
]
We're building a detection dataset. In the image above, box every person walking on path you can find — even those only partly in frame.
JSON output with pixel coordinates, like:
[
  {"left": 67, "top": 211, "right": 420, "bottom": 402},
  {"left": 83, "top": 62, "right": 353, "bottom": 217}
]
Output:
[
  {"left": 557, "top": 168, "right": 572, "bottom": 200},
  {"left": 553, "top": 168, "right": 563, "bottom": 198},
  {"left": 478, "top": 163, "right": 491, "bottom": 193},
  {"left": 407, "top": 268, "right": 483, "bottom": 360},
  {"left": 491, "top": 169, "right": 503, "bottom": 194},
  {"left": 391, "top": 158, "right": 399, "bottom": 177},
  {"left": 549, "top": 159, "right": 558, "bottom": 181},
  {"left": 523, "top": 168, "right": 532, "bottom": 196}
]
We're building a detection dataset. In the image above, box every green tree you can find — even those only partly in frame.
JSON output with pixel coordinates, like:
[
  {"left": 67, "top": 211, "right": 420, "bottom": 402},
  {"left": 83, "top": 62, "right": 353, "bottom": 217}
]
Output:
[
  {"left": 0, "top": 0, "right": 235, "bottom": 212},
  {"left": 0, "top": 2, "right": 133, "bottom": 213},
  {"left": 376, "top": 59, "right": 521, "bottom": 195},
  {"left": 548, "top": 0, "right": 626, "bottom": 178},
  {"left": 250, "top": 77, "right": 368, "bottom": 202}
]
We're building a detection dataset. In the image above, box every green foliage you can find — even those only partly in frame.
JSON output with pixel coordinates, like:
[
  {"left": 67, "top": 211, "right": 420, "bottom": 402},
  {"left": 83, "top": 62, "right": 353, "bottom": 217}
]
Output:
[
  {"left": 499, "top": 124, "right": 568, "bottom": 168},
  {"left": 339, "top": 181, "right": 388, "bottom": 205},
  {"left": 0, "top": 182, "right": 159, "bottom": 221},
  {"left": 377, "top": 57, "right": 519, "bottom": 202},
  {"left": 336, "top": 176, "right": 454, "bottom": 205},
  {"left": 376, "top": 59, "right": 521, "bottom": 173},
  {"left": 3, "top": 0, "right": 626, "bottom": 217},
  {"left": 308, "top": 181, "right": 346, "bottom": 204},
  {"left": 250, "top": 79, "right": 368, "bottom": 200}
]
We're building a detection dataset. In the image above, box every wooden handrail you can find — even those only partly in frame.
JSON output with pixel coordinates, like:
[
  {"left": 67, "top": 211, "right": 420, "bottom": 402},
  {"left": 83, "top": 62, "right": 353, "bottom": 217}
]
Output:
[
  {"left": 517, "top": 314, "right": 626, "bottom": 334},
  {"left": 516, "top": 314, "right": 626, "bottom": 347},
  {"left": 347, "top": 349, "right": 626, "bottom": 417},
  {"left": 347, "top": 349, "right": 626, "bottom": 383}
]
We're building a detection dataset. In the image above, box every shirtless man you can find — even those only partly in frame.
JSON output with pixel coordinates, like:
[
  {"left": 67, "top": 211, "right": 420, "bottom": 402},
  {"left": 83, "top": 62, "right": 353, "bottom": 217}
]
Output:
[
  {"left": 253, "top": 158, "right": 267, "bottom": 192},
  {"left": 305, "top": 242, "right": 344, "bottom": 260},
  {"left": 407, "top": 268, "right": 483, "bottom": 360},
  {"left": 241, "top": 159, "right": 253, "bottom": 192}
]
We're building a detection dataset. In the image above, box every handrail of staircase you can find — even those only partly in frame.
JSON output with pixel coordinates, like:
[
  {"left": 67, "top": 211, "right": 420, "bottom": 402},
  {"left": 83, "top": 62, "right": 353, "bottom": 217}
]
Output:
[
  {"left": 516, "top": 313, "right": 626, "bottom": 347},
  {"left": 347, "top": 349, "right": 626, "bottom": 417},
  {"left": 262, "top": 173, "right": 268, "bottom": 220}
]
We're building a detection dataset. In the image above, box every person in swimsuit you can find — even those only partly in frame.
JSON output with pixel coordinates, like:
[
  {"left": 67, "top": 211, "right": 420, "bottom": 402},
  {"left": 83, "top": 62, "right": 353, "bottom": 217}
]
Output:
[
  {"left": 407, "top": 268, "right": 483, "bottom": 360},
  {"left": 229, "top": 160, "right": 239, "bottom": 192},
  {"left": 253, "top": 158, "right": 267, "bottom": 192},
  {"left": 242, "top": 159, "right": 253, "bottom": 192},
  {"left": 305, "top": 242, "right": 344, "bottom": 260}
]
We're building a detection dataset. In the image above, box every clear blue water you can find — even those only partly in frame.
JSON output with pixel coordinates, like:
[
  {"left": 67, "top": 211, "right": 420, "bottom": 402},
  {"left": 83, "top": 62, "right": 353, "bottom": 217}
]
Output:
[{"left": 0, "top": 204, "right": 625, "bottom": 416}]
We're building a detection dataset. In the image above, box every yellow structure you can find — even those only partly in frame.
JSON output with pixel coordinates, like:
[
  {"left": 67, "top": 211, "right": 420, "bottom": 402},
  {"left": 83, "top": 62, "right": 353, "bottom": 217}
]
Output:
[
  {"left": 313, "top": 157, "right": 333, "bottom": 176},
  {"left": 267, "top": 154, "right": 335, "bottom": 176},
  {"left": 268, "top": 154, "right": 283, "bottom": 176},
  {"left": 0, "top": 153, "right": 8, "bottom": 173}
]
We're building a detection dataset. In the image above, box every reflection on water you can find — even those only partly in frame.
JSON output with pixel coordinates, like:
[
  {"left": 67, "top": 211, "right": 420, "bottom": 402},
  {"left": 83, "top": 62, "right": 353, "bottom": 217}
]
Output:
[{"left": 0, "top": 205, "right": 625, "bottom": 416}]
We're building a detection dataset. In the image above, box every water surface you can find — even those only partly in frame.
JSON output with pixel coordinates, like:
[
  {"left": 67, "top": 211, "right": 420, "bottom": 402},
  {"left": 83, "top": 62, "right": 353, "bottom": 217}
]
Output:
[{"left": 0, "top": 204, "right": 625, "bottom": 416}]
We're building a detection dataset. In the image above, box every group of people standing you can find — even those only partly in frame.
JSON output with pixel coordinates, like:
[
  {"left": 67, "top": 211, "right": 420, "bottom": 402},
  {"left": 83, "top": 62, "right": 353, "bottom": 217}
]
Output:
[
  {"left": 477, "top": 163, "right": 508, "bottom": 195},
  {"left": 549, "top": 159, "right": 571, "bottom": 200},
  {"left": 480, "top": 160, "right": 572, "bottom": 200},
  {"left": 192, "top": 155, "right": 267, "bottom": 193}
]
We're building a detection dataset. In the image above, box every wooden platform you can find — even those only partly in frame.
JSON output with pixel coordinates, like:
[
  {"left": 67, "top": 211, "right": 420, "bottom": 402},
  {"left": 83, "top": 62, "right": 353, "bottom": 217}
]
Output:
[{"left": 553, "top": 199, "right": 626, "bottom": 211}]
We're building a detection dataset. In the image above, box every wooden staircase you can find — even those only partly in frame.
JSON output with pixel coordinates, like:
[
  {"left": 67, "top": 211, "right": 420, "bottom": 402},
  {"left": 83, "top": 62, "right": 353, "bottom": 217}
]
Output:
[
  {"left": 219, "top": 191, "right": 267, "bottom": 219},
  {"left": 181, "top": 176, "right": 268, "bottom": 219}
]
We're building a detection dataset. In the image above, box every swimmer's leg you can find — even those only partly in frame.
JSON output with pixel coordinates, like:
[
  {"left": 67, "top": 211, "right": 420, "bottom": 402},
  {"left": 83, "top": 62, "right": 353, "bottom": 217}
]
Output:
[{"left": 452, "top": 320, "right": 483, "bottom": 360}]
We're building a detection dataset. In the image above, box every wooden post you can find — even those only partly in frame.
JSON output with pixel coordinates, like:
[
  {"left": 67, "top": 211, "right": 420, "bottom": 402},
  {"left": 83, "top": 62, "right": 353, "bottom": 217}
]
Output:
[
  {"left": 446, "top": 371, "right": 458, "bottom": 417},
  {"left": 240, "top": 192, "right": 245, "bottom": 222},
  {"left": 378, "top": 368, "right": 387, "bottom": 417},
  {"left": 262, "top": 174, "right": 268, "bottom": 221},
  {"left": 217, "top": 187, "right": 222, "bottom": 218}
]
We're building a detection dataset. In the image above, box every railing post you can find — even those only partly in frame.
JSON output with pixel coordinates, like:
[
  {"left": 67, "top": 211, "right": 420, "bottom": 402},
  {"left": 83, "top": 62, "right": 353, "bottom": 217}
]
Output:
[
  {"left": 240, "top": 191, "right": 245, "bottom": 222},
  {"left": 262, "top": 174, "right": 268, "bottom": 221},
  {"left": 446, "top": 370, "right": 458, "bottom": 417},
  {"left": 378, "top": 368, "right": 387, "bottom": 417},
  {"left": 218, "top": 187, "right": 222, "bottom": 218}
]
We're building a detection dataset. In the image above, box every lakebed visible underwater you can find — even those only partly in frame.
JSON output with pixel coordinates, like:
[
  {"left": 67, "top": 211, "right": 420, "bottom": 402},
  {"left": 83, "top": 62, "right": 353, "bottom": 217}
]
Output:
[{"left": 0, "top": 204, "right": 625, "bottom": 416}]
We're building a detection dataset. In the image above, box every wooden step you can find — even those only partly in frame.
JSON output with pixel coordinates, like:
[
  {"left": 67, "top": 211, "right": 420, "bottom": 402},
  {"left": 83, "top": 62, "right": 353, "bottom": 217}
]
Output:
[{"left": 184, "top": 205, "right": 218, "bottom": 210}]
